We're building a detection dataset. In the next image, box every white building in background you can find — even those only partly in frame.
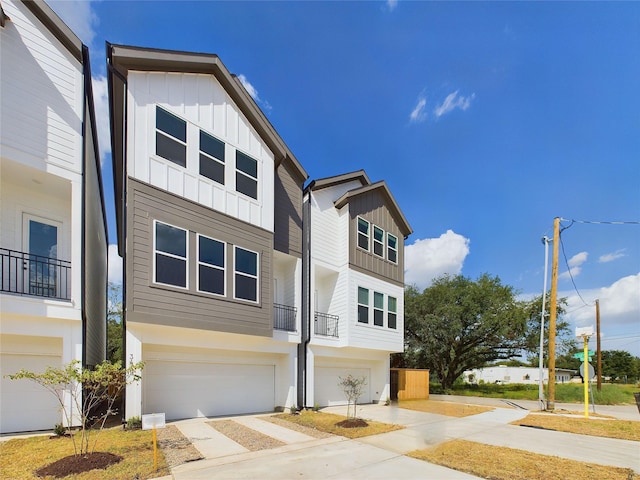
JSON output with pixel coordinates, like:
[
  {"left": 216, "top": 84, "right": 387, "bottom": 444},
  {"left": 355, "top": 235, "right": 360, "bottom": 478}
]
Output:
[{"left": 464, "top": 366, "right": 574, "bottom": 385}]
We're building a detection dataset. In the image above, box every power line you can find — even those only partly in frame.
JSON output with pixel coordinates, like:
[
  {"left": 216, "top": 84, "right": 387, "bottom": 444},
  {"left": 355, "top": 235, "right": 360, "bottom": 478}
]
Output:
[
  {"left": 558, "top": 233, "right": 591, "bottom": 307},
  {"left": 560, "top": 218, "right": 640, "bottom": 226}
]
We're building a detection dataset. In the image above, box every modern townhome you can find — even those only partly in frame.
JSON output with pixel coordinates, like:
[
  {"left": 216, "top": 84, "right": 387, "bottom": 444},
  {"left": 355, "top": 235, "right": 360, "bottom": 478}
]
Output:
[
  {"left": 106, "top": 43, "right": 413, "bottom": 421},
  {"left": 300, "top": 171, "right": 412, "bottom": 408},
  {"left": 0, "top": 0, "right": 107, "bottom": 433},
  {"left": 107, "top": 43, "right": 309, "bottom": 420}
]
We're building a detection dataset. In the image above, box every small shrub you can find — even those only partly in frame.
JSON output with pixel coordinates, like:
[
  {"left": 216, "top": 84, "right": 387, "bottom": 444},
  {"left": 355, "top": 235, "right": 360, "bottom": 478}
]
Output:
[
  {"left": 289, "top": 405, "right": 299, "bottom": 415},
  {"left": 126, "top": 416, "right": 142, "bottom": 430},
  {"left": 313, "top": 403, "right": 320, "bottom": 412},
  {"left": 53, "top": 423, "right": 67, "bottom": 437}
]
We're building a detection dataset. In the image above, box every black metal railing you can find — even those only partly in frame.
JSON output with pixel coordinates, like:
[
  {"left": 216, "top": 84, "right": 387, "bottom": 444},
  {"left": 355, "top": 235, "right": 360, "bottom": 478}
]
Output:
[
  {"left": 1, "top": 248, "right": 71, "bottom": 300},
  {"left": 274, "top": 303, "right": 297, "bottom": 332},
  {"left": 314, "top": 311, "right": 339, "bottom": 338}
]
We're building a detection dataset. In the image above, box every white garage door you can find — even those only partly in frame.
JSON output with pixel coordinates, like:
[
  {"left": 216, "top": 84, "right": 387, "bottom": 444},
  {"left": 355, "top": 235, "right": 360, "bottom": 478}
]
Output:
[
  {"left": 315, "top": 367, "right": 371, "bottom": 406},
  {"left": 1, "top": 354, "right": 62, "bottom": 433},
  {"left": 143, "top": 361, "right": 275, "bottom": 420}
]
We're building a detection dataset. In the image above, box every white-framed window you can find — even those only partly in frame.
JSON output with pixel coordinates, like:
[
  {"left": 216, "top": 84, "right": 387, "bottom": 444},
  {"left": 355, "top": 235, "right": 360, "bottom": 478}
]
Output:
[
  {"left": 235, "top": 151, "right": 258, "bottom": 199},
  {"left": 387, "top": 233, "right": 398, "bottom": 264},
  {"left": 154, "top": 221, "right": 188, "bottom": 288},
  {"left": 373, "top": 291, "right": 384, "bottom": 326},
  {"left": 234, "top": 246, "right": 259, "bottom": 302},
  {"left": 373, "top": 226, "right": 384, "bottom": 258},
  {"left": 388, "top": 296, "right": 397, "bottom": 329},
  {"left": 357, "top": 217, "right": 370, "bottom": 251},
  {"left": 199, "top": 130, "right": 225, "bottom": 185},
  {"left": 22, "top": 214, "right": 65, "bottom": 298},
  {"left": 156, "top": 106, "right": 187, "bottom": 167},
  {"left": 357, "top": 286, "right": 369, "bottom": 323},
  {"left": 197, "top": 234, "right": 225, "bottom": 296}
]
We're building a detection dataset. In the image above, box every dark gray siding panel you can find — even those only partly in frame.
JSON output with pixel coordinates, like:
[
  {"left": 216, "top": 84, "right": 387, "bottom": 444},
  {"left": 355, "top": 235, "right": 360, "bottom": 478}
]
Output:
[
  {"left": 126, "top": 179, "right": 273, "bottom": 337},
  {"left": 274, "top": 159, "right": 303, "bottom": 257},
  {"left": 348, "top": 191, "right": 405, "bottom": 286},
  {"left": 83, "top": 102, "right": 107, "bottom": 367}
]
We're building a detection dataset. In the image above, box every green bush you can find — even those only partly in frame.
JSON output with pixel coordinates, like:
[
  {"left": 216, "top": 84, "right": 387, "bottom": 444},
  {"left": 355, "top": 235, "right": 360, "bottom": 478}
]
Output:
[
  {"left": 126, "top": 416, "right": 142, "bottom": 430},
  {"left": 53, "top": 423, "right": 67, "bottom": 437}
]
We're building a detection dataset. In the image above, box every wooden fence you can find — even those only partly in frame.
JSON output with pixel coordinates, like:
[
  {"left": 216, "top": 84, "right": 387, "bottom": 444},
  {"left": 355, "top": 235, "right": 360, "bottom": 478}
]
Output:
[{"left": 390, "top": 368, "right": 429, "bottom": 400}]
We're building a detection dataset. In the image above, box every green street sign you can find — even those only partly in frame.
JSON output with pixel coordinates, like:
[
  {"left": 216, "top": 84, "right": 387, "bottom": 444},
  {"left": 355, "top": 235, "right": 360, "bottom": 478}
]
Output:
[{"left": 573, "top": 351, "right": 595, "bottom": 360}]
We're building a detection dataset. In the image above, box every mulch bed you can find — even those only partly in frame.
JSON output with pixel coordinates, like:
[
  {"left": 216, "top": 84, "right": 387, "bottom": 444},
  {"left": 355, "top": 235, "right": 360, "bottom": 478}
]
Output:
[
  {"left": 335, "top": 418, "right": 369, "bottom": 428},
  {"left": 208, "top": 420, "right": 285, "bottom": 451},
  {"left": 35, "top": 452, "right": 122, "bottom": 478}
]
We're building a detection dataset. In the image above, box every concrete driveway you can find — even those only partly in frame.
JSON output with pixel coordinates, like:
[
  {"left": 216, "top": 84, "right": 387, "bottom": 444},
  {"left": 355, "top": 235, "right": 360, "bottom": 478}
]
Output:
[{"left": 158, "top": 401, "right": 639, "bottom": 480}]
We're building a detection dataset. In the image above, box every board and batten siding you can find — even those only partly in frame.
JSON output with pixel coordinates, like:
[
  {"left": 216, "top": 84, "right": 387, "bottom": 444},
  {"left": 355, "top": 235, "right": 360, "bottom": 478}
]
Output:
[
  {"left": 126, "top": 71, "right": 275, "bottom": 232},
  {"left": 0, "top": 0, "right": 82, "bottom": 175},
  {"left": 274, "top": 159, "right": 304, "bottom": 257},
  {"left": 348, "top": 191, "right": 404, "bottom": 286},
  {"left": 126, "top": 179, "right": 273, "bottom": 337}
]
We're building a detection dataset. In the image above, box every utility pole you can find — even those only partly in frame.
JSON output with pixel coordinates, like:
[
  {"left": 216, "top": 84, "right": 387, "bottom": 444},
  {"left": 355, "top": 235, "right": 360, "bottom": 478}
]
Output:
[
  {"left": 596, "top": 299, "right": 602, "bottom": 392},
  {"left": 547, "top": 217, "right": 560, "bottom": 411}
]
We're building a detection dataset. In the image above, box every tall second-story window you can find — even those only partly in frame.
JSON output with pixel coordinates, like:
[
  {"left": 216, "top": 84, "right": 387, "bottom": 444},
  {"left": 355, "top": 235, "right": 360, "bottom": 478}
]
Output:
[
  {"left": 357, "top": 287, "right": 369, "bottom": 323},
  {"left": 156, "top": 106, "right": 186, "bottom": 167},
  {"left": 154, "top": 221, "right": 187, "bottom": 288},
  {"left": 387, "top": 233, "right": 398, "bottom": 264},
  {"left": 373, "top": 226, "right": 384, "bottom": 257},
  {"left": 373, "top": 291, "right": 384, "bottom": 326},
  {"left": 199, "top": 131, "right": 225, "bottom": 184},
  {"left": 388, "top": 296, "right": 397, "bottom": 329},
  {"left": 236, "top": 151, "right": 258, "bottom": 199},
  {"left": 234, "top": 246, "right": 258, "bottom": 302},
  {"left": 197, "top": 234, "right": 225, "bottom": 296},
  {"left": 357, "top": 217, "right": 370, "bottom": 251}
]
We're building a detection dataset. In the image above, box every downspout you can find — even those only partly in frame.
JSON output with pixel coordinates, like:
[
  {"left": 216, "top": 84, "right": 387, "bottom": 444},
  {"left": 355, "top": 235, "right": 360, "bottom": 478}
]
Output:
[
  {"left": 298, "top": 191, "right": 312, "bottom": 409},
  {"left": 80, "top": 46, "right": 88, "bottom": 371},
  {"left": 106, "top": 42, "right": 128, "bottom": 423}
]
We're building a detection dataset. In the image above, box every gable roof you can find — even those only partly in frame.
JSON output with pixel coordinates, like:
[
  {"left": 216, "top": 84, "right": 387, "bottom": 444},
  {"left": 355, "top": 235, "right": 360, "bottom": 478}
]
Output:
[
  {"left": 334, "top": 180, "right": 413, "bottom": 238},
  {"left": 305, "top": 170, "right": 370, "bottom": 193},
  {"left": 107, "top": 43, "right": 308, "bottom": 253},
  {"left": 21, "top": 0, "right": 83, "bottom": 62}
]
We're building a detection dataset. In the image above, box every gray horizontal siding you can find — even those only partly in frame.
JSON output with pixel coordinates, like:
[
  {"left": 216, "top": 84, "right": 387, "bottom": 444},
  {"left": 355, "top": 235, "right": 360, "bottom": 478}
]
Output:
[
  {"left": 126, "top": 178, "right": 273, "bottom": 337},
  {"left": 274, "top": 159, "right": 304, "bottom": 257},
  {"left": 348, "top": 191, "right": 405, "bottom": 286}
]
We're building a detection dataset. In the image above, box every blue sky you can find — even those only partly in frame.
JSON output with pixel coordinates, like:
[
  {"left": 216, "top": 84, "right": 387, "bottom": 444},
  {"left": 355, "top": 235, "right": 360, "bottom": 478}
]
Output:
[{"left": 49, "top": 0, "right": 639, "bottom": 356}]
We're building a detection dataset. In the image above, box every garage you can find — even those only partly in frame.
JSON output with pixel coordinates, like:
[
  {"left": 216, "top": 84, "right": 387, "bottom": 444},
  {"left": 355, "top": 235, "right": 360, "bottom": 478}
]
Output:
[
  {"left": 143, "top": 360, "right": 275, "bottom": 420},
  {"left": 314, "top": 366, "right": 371, "bottom": 406},
  {"left": 1, "top": 352, "right": 62, "bottom": 433}
]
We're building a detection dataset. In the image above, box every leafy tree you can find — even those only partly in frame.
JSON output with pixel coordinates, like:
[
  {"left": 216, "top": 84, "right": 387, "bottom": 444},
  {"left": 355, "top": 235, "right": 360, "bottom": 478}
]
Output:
[
  {"left": 555, "top": 345, "right": 582, "bottom": 371},
  {"left": 8, "top": 359, "right": 143, "bottom": 456},
  {"left": 521, "top": 293, "right": 575, "bottom": 364},
  {"left": 601, "top": 350, "right": 639, "bottom": 382},
  {"left": 107, "top": 282, "right": 123, "bottom": 364},
  {"left": 397, "top": 274, "right": 527, "bottom": 390},
  {"left": 338, "top": 374, "right": 367, "bottom": 419}
]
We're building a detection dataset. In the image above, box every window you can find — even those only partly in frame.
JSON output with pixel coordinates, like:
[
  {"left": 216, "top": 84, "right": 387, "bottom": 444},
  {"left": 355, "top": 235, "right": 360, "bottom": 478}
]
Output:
[
  {"left": 197, "top": 235, "right": 225, "bottom": 295},
  {"left": 156, "top": 106, "right": 186, "bottom": 167},
  {"left": 373, "top": 226, "right": 384, "bottom": 257},
  {"left": 357, "top": 287, "right": 369, "bottom": 323},
  {"left": 199, "top": 130, "right": 225, "bottom": 184},
  {"left": 234, "top": 246, "right": 258, "bottom": 302},
  {"left": 357, "top": 217, "right": 369, "bottom": 251},
  {"left": 388, "top": 296, "right": 397, "bottom": 329},
  {"left": 236, "top": 151, "right": 258, "bottom": 199},
  {"left": 387, "top": 233, "right": 398, "bottom": 264},
  {"left": 373, "top": 291, "right": 384, "bottom": 326},
  {"left": 154, "top": 221, "right": 187, "bottom": 288}
]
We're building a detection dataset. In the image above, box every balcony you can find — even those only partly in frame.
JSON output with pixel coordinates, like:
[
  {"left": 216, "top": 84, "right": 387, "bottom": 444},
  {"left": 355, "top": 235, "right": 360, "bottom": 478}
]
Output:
[
  {"left": 274, "top": 303, "right": 297, "bottom": 332},
  {"left": 314, "top": 311, "right": 339, "bottom": 338},
  {"left": 1, "top": 248, "right": 71, "bottom": 300}
]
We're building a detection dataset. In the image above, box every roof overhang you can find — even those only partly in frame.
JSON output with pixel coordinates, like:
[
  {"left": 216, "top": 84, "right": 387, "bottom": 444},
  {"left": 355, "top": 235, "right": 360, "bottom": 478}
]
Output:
[
  {"left": 305, "top": 170, "right": 370, "bottom": 193},
  {"left": 334, "top": 180, "right": 413, "bottom": 238}
]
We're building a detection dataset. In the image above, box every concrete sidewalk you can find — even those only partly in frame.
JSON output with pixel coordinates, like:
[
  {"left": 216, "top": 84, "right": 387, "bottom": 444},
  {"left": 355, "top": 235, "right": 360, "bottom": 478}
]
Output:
[{"left": 158, "top": 402, "right": 639, "bottom": 479}]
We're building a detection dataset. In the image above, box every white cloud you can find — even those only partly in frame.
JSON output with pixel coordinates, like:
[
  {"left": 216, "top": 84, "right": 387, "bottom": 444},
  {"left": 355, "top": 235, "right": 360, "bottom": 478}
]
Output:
[
  {"left": 404, "top": 230, "right": 471, "bottom": 289},
  {"left": 48, "top": 0, "right": 98, "bottom": 46},
  {"left": 238, "top": 74, "right": 272, "bottom": 113},
  {"left": 409, "top": 96, "right": 427, "bottom": 123},
  {"left": 599, "top": 249, "right": 626, "bottom": 263},
  {"left": 559, "top": 251, "right": 588, "bottom": 280},
  {"left": 386, "top": 0, "right": 398, "bottom": 12},
  {"left": 433, "top": 90, "right": 475, "bottom": 118},
  {"left": 108, "top": 244, "right": 122, "bottom": 284},
  {"left": 91, "top": 76, "right": 111, "bottom": 160}
]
